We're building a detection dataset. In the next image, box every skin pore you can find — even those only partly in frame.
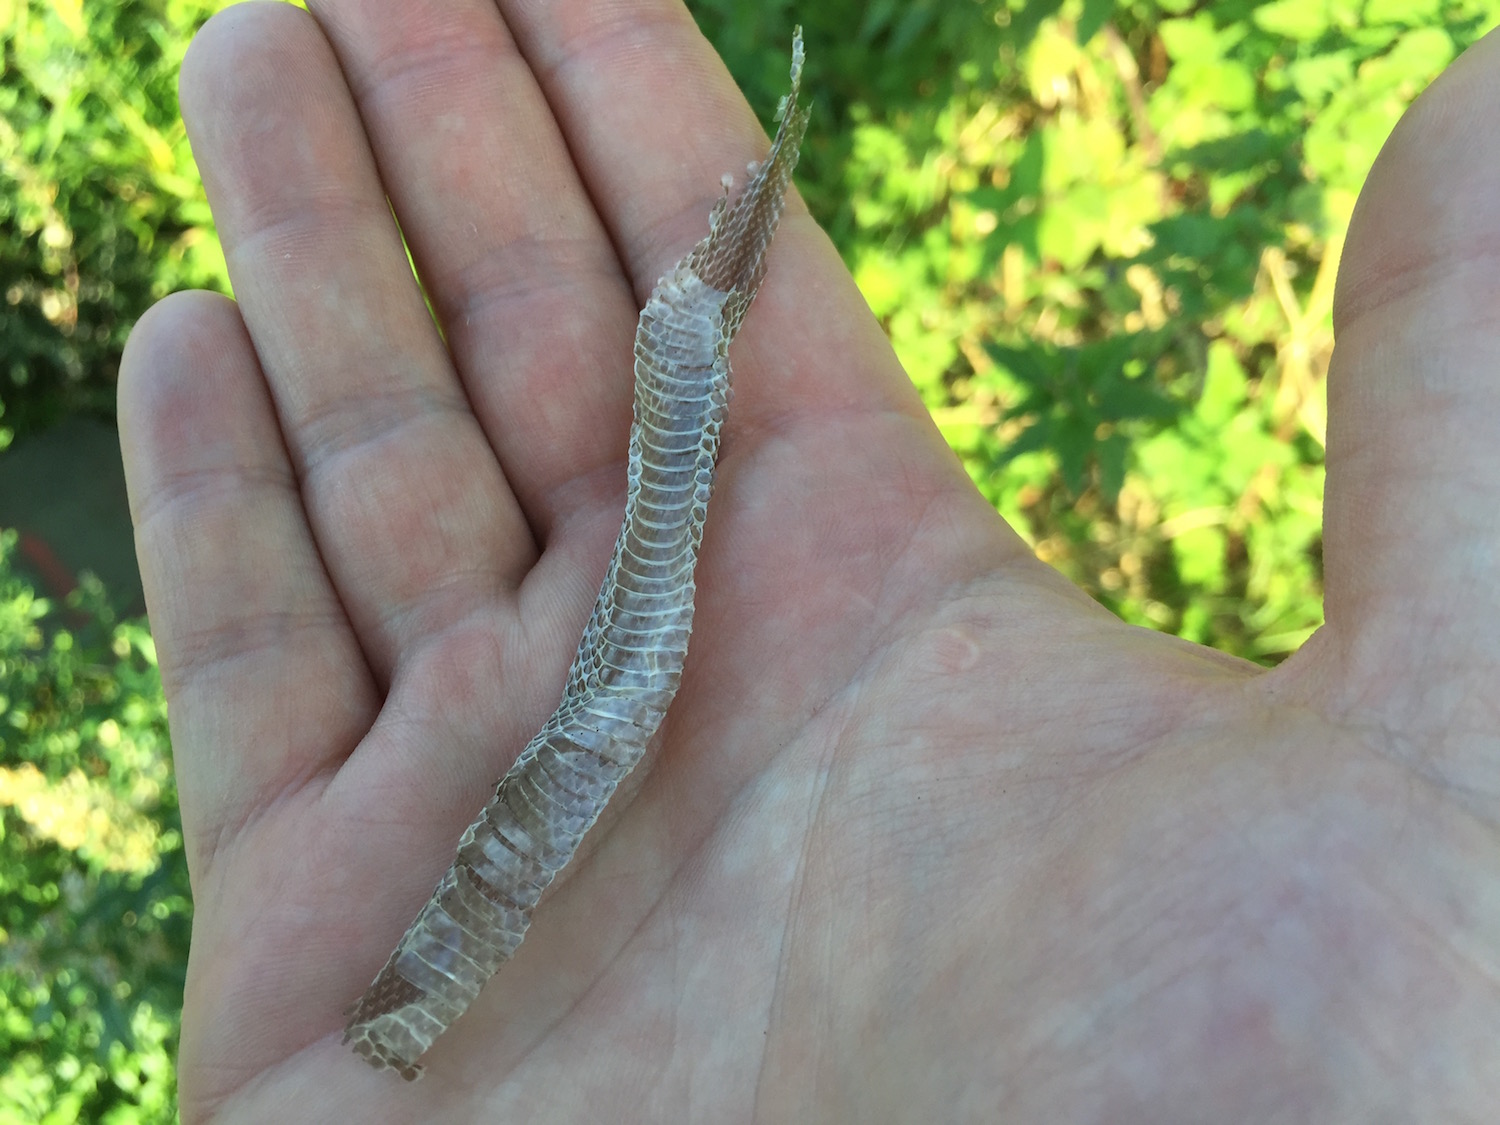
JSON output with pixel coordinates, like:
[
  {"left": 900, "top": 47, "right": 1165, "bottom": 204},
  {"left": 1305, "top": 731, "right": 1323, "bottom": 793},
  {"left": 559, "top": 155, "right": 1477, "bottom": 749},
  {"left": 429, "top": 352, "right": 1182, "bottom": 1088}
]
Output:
[{"left": 119, "top": 2, "right": 1500, "bottom": 1121}]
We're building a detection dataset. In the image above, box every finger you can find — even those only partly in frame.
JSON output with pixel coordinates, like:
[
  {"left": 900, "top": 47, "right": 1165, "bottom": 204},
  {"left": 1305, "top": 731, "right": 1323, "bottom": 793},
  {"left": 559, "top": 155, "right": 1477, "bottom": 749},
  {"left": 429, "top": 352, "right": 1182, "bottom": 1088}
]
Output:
[
  {"left": 118, "top": 291, "right": 378, "bottom": 876},
  {"left": 494, "top": 1, "right": 930, "bottom": 435},
  {"left": 303, "top": 0, "right": 640, "bottom": 541},
  {"left": 1306, "top": 31, "right": 1500, "bottom": 793},
  {"left": 179, "top": 2, "right": 534, "bottom": 682},
  {"left": 485, "top": 4, "right": 1027, "bottom": 655}
]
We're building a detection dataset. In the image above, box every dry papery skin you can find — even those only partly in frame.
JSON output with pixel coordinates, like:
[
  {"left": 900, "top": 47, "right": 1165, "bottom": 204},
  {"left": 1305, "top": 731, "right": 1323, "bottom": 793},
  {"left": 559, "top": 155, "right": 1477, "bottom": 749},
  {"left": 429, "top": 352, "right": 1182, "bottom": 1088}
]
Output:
[{"left": 344, "top": 29, "right": 810, "bottom": 1079}]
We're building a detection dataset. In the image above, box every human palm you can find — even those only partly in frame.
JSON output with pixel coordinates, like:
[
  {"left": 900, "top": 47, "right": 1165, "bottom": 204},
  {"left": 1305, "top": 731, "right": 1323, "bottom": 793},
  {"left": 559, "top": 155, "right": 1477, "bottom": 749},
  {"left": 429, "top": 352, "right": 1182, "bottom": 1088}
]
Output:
[{"left": 119, "top": 2, "right": 1500, "bottom": 1122}]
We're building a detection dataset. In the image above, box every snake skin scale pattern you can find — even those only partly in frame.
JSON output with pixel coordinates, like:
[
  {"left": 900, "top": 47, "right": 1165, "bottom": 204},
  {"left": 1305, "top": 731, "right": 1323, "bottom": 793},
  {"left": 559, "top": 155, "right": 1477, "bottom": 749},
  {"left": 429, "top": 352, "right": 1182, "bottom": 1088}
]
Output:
[{"left": 343, "top": 29, "right": 809, "bottom": 1079}]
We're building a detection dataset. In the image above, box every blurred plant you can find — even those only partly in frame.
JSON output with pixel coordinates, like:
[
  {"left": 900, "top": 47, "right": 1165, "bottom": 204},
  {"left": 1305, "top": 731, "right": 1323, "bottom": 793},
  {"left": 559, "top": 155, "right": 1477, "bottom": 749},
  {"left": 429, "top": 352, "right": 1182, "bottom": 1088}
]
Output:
[
  {"left": 0, "top": 0, "right": 231, "bottom": 439},
  {"left": 0, "top": 529, "right": 187, "bottom": 1124},
  {"left": 691, "top": 0, "right": 1499, "bottom": 661}
]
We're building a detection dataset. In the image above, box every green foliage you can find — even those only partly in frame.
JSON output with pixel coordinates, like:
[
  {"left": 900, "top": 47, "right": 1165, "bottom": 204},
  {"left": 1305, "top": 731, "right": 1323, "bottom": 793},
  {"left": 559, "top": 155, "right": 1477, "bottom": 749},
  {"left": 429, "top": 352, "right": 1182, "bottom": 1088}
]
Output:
[
  {"left": 686, "top": 0, "right": 1008, "bottom": 244},
  {"left": 0, "top": 0, "right": 230, "bottom": 440},
  {"left": 1, "top": 6, "right": 217, "bottom": 1104},
  {"left": 0, "top": 531, "right": 187, "bottom": 1124},
  {"left": 691, "top": 0, "right": 1500, "bottom": 661}
]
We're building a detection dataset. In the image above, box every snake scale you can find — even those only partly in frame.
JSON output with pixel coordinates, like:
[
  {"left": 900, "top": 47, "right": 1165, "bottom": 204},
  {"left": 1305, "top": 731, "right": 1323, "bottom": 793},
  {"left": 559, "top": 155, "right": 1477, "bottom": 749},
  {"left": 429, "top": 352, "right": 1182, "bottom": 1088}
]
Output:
[{"left": 344, "top": 29, "right": 809, "bottom": 1078}]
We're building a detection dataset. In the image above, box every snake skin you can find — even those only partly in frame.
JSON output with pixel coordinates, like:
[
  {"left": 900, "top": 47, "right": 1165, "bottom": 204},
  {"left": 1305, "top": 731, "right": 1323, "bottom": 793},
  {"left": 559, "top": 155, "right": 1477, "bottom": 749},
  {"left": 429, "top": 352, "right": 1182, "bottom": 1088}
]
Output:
[{"left": 344, "top": 30, "right": 809, "bottom": 1079}]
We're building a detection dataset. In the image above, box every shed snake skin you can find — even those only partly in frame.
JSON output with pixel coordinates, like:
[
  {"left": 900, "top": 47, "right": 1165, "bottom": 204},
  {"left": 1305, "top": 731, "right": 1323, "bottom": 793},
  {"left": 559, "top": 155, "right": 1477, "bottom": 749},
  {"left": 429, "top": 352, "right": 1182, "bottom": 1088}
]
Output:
[{"left": 344, "top": 29, "right": 809, "bottom": 1078}]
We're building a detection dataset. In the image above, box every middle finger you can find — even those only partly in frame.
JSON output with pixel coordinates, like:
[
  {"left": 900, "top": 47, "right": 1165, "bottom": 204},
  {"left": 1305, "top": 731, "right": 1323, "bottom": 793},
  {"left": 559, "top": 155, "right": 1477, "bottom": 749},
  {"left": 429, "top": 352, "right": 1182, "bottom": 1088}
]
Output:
[{"left": 305, "top": 0, "right": 642, "bottom": 542}]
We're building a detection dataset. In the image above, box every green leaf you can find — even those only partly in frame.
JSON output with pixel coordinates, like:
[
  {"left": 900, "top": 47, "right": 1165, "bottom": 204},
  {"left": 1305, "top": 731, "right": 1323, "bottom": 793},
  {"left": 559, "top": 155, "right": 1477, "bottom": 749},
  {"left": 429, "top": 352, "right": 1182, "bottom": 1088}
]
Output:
[
  {"left": 984, "top": 342, "right": 1053, "bottom": 389},
  {"left": 1007, "top": 0, "right": 1066, "bottom": 48},
  {"left": 1365, "top": 0, "right": 1441, "bottom": 23},
  {"left": 995, "top": 418, "right": 1053, "bottom": 464},
  {"left": 1196, "top": 342, "right": 1248, "bottom": 428},
  {"left": 1159, "top": 16, "right": 1222, "bottom": 63},
  {"left": 1370, "top": 26, "right": 1454, "bottom": 89},
  {"left": 1096, "top": 380, "right": 1181, "bottom": 422},
  {"left": 1254, "top": 0, "right": 1332, "bottom": 40},
  {"left": 1077, "top": 0, "right": 1113, "bottom": 45},
  {"left": 1054, "top": 412, "right": 1095, "bottom": 495},
  {"left": 1097, "top": 431, "right": 1129, "bottom": 501}
]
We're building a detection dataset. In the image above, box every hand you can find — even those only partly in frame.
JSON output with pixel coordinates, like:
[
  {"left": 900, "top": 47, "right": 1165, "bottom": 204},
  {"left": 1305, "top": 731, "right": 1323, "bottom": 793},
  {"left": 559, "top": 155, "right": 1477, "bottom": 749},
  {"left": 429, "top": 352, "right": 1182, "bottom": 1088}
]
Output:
[{"left": 119, "top": 2, "right": 1500, "bottom": 1121}]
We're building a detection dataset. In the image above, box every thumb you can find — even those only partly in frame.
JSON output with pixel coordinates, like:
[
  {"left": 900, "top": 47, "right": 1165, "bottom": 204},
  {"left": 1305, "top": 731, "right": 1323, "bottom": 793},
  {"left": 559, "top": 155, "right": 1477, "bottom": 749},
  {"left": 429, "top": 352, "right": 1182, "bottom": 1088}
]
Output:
[{"left": 1310, "top": 28, "right": 1500, "bottom": 800}]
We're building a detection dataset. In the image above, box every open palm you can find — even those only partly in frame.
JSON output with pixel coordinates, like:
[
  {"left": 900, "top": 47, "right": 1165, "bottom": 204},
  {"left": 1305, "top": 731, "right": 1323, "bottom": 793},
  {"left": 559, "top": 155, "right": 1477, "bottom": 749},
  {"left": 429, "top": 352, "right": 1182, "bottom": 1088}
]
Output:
[{"left": 120, "top": 2, "right": 1500, "bottom": 1122}]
